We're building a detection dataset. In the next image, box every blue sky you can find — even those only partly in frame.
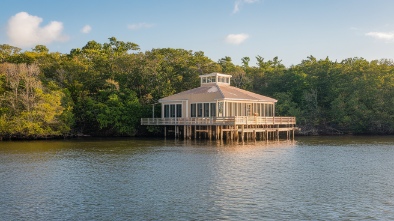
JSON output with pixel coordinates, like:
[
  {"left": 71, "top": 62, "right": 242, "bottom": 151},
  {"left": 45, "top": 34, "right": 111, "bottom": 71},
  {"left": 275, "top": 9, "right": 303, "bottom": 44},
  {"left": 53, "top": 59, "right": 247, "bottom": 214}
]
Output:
[{"left": 1, "top": 0, "right": 394, "bottom": 66}]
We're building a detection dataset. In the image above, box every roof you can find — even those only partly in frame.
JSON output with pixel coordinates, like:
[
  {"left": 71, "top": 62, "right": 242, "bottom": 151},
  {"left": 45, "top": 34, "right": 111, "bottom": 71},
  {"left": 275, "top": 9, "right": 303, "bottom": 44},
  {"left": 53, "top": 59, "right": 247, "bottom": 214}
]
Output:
[{"left": 159, "top": 84, "right": 277, "bottom": 103}]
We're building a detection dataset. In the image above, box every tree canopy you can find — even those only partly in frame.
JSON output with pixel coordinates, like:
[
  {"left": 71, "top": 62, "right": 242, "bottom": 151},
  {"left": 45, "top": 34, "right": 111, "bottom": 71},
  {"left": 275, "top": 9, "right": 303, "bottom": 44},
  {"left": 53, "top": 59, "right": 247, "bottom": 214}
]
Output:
[{"left": 0, "top": 37, "right": 393, "bottom": 139}]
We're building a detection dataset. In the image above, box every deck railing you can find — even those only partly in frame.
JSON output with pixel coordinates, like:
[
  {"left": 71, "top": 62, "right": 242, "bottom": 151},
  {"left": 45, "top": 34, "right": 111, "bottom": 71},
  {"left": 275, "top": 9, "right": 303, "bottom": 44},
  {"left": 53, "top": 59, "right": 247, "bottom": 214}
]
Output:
[{"left": 141, "top": 116, "right": 296, "bottom": 126}]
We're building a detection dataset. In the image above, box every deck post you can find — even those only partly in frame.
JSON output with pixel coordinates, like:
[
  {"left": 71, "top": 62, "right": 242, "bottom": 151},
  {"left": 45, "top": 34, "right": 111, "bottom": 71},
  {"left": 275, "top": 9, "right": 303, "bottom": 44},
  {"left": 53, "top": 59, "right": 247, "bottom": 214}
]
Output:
[
  {"left": 287, "top": 130, "right": 289, "bottom": 141},
  {"left": 241, "top": 124, "right": 245, "bottom": 142},
  {"left": 266, "top": 130, "right": 268, "bottom": 141},
  {"left": 164, "top": 126, "right": 167, "bottom": 138},
  {"left": 235, "top": 126, "right": 239, "bottom": 141},
  {"left": 252, "top": 130, "right": 256, "bottom": 141},
  {"left": 292, "top": 128, "right": 295, "bottom": 141},
  {"left": 216, "top": 126, "right": 218, "bottom": 139},
  {"left": 234, "top": 126, "right": 238, "bottom": 141},
  {"left": 217, "top": 126, "right": 219, "bottom": 140}
]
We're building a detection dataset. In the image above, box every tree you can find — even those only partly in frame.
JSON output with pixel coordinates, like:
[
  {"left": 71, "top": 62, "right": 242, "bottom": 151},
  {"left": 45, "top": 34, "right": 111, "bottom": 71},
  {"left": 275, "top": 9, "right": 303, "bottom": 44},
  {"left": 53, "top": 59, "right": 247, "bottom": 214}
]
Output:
[{"left": 0, "top": 63, "right": 71, "bottom": 139}]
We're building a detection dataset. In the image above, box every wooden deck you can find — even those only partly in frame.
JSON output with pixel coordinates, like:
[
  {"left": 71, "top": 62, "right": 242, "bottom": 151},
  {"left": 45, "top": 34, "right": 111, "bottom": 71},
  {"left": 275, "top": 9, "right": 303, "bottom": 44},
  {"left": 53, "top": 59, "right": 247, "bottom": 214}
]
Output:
[
  {"left": 141, "top": 116, "right": 296, "bottom": 142},
  {"left": 141, "top": 116, "right": 296, "bottom": 126}
]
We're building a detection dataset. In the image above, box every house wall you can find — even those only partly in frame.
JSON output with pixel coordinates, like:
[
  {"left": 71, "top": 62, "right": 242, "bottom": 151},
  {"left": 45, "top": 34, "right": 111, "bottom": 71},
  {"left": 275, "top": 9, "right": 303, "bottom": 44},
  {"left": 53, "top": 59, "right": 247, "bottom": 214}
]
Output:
[
  {"left": 161, "top": 99, "right": 275, "bottom": 118},
  {"left": 159, "top": 82, "right": 276, "bottom": 118},
  {"left": 160, "top": 91, "right": 222, "bottom": 118},
  {"left": 161, "top": 100, "right": 188, "bottom": 118}
]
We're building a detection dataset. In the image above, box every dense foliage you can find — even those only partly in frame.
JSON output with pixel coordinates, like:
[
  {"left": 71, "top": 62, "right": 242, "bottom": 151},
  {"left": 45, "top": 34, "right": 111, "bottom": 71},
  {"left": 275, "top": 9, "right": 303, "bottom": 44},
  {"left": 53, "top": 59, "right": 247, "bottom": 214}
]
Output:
[{"left": 0, "top": 38, "right": 393, "bottom": 139}]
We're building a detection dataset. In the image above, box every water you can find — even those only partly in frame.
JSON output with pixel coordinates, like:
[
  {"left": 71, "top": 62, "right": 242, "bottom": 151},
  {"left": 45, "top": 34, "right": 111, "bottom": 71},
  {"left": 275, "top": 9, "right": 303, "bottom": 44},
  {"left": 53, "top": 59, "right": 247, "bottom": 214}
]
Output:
[{"left": 0, "top": 136, "right": 393, "bottom": 220}]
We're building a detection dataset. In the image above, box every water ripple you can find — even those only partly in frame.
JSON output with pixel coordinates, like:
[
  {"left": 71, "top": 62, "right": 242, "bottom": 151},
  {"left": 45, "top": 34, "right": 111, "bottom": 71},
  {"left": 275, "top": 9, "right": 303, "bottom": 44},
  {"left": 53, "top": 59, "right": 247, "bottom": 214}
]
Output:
[{"left": 0, "top": 137, "right": 393, "bottom": 220}]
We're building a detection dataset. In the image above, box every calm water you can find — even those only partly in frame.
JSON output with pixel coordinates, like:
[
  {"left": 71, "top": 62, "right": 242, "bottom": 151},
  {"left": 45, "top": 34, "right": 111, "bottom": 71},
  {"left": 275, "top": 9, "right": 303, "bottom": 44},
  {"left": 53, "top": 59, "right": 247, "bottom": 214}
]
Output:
[{"left": 0, "top": 136, "right": 393, "bottom": 220}]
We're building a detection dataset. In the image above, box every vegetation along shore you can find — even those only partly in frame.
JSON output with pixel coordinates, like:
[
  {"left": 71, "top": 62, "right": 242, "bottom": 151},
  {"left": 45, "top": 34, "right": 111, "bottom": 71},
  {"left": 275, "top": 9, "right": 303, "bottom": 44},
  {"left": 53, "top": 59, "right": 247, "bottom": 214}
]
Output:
[{"left": 0, "top": 37, "right": 393, "bottom": 140}]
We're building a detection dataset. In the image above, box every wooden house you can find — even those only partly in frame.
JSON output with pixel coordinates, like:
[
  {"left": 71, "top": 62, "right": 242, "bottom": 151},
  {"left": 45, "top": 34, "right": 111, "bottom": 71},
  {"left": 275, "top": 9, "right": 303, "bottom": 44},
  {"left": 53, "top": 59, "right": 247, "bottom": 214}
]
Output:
[{"left": 141, "top": 73, "right": 296, "bottom": 141}]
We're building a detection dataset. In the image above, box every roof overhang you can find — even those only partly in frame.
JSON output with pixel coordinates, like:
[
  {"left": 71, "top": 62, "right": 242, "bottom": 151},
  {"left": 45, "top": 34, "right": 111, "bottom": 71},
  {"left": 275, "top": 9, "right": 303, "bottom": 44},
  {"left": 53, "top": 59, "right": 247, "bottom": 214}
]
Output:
[
  {"left": 159, "top": 99, "right": 187, "bottom": 103},
  {"left": 215, "top": 98, "right": 277, "bottom": 103}
]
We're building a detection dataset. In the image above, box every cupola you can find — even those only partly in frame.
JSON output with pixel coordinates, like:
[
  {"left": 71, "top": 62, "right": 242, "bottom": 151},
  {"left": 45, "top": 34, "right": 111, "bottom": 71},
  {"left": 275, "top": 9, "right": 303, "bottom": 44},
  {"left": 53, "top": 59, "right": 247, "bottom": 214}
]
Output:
[{"left": 199, "top": 72, "right": 231, "bottom": 86}]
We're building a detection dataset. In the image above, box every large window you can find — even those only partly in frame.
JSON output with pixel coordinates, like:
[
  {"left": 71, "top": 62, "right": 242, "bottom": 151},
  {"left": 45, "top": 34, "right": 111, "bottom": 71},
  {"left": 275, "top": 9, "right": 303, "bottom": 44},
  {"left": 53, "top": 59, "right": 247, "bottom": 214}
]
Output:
[
  {"left": 176, "top": 104, "right": 182, "bottom": 117},
  {"left": 265, "top": 104, "right": 273, "bottom": 116},
  {"left": 164, "top": 104, "right": 182, "bottom": 118},
  {"left": 197, "top": 103, "right": 203, "bottom": 117},
  {"left": 191, "top": 103, "right": 217, "bottom": 117},
  {"left": 218, "top": 102, "right": 223, "bottom": 117},
  {"left": 164, "top": 105, "right": 170, "bottom": 118},
  {"left": 170, "top": 105, "right": 175, "bottom": 117},
  {"left": 246, "top": 104, "right": 252, "bottom": 116},
  {"left": 210, "top": 103, "right": 216, "bottom": 117},
  {"left": 191, "top": 103, "right": 196, "bottom": 117},
  {"left": 204, "top": 103, "right": 210, "bottom": 117}
]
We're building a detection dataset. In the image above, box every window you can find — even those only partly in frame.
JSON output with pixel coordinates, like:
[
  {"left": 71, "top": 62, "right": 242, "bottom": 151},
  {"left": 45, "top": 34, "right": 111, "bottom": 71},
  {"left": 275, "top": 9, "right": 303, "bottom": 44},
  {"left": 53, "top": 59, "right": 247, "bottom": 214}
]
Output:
[
  {"left": 170, "top": 104, "right": 175, "bottom": 117},
  {"left": 164, "top": 105, "right": 170, "bottom": 118},
  {"left": 176, "top": 104, "right": 182, "bottom": 117},
  {"left": 197, "top": 103, "right": 203, "bottom": 117},
  {"left": 191, "top": 103, "right": 196, "bottom": 117},
  {"left": 265, "top": 104, "right": 273, "bottom": 116},
  {"left": 247, "top": 104, "right": 252, "bottom": 116},
  {"left": 218, "top": 102, "right": 223, "bottom": 116},
  {"left": 218, "top": 76, "right": 228, "bottom": 83},
  {"left": 210, "top": 103, "right": 216, "bottom": 117},
  {"left": 204, "top": 103, "right": 210, "bottom": 117}
]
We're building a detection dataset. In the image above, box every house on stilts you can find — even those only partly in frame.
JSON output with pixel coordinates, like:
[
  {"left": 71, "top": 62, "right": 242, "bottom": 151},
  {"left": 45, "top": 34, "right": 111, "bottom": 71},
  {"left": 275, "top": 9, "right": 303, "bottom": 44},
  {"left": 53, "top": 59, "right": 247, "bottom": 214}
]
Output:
[{"left": 141, "top": 72, "right": 296, "bottom": 141}]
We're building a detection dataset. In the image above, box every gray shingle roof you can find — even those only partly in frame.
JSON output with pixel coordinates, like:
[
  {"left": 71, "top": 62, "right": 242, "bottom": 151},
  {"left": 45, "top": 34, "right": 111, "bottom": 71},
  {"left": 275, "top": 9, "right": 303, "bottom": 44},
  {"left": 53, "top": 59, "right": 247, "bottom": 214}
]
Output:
[{"left": 159, "top": 84, "right": 277, "bottom": 102}]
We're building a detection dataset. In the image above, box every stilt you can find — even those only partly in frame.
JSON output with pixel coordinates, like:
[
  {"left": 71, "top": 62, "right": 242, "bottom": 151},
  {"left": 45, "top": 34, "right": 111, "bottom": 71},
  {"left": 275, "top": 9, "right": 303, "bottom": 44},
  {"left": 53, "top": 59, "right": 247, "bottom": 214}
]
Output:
[
  {"left": 217, "top": 126, "right": 219, "bottom": 140},
  {"left": 241, "top": 125, "right": 244, "bottom": 142},
  {"left": 292, "top": 128, "right": 295, "bottom": 141},
  {"left": 286, "top": 130, "right": 289, "bottom": 140},
  {"left": 253, "top": 130, "right": 256, "bottom": 141},
  {"left": 266, "top": 130, "right": 268, "bottom": 142}
]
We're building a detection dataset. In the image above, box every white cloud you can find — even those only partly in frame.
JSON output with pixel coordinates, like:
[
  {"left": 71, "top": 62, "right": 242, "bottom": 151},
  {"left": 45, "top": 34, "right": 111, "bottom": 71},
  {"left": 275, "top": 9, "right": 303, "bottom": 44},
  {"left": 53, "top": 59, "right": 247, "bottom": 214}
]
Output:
[
  {"left": 233, "top": 0, "right": 259, "bottom": 13},
  {"left": 225, "top": 33, "right": 249, "bottom": 45},
  {"left": 81, "top": 25, "right": 92, "bottom": 34},
  {"left": 7, "top": 12, "right": 68, "bottom": 47},
  {"left": 127, "top": 22, "right": 154, "bottom": 30},
  {"left": 365, "top": 31, "right": 394, "bottom": 41}
]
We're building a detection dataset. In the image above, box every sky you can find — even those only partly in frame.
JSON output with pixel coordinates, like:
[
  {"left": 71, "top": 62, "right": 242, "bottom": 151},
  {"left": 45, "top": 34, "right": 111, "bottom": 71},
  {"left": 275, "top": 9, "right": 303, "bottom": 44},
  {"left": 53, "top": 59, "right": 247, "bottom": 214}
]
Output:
[{"left": 1, "top": 0, "right": 394, "bottom": 66}]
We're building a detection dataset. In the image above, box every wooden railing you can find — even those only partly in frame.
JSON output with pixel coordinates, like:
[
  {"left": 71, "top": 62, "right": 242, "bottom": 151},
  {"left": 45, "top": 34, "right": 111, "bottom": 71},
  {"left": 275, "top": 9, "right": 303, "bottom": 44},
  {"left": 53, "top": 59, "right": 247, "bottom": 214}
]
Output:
[{"left": 141, "top": 116, "right": 296, "bottom": 126}]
